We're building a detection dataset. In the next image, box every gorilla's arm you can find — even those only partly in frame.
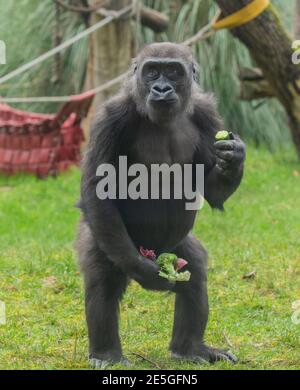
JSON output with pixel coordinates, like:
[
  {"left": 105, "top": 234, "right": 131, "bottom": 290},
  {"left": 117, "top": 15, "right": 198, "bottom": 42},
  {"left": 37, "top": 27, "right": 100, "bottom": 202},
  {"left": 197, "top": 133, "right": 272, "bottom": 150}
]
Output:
[
  {"left": 80, "top": 96, "right": 173, "bottom": 291},
  {"left": 192, "top": 95, "right": 246, "bottom": 210},
  {"left": 80, "top": 97, "right": 138, "bottom": 270}
]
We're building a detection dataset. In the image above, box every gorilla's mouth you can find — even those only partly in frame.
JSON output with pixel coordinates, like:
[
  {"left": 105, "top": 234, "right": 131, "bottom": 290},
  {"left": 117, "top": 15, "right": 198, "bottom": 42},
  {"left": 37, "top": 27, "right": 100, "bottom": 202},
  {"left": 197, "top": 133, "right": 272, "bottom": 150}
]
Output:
[{"left": 148, "top": 95, "right": 178, "bottom": 108}]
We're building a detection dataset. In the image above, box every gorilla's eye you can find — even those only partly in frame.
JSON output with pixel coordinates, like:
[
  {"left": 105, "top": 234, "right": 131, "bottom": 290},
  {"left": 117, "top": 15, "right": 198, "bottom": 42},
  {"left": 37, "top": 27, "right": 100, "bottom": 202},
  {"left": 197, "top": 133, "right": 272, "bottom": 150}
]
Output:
[
  {"left": 147, "top": 67, "right": 159, "bottom": 79},
  {"left": 165, "top": 64, "right": 184, "bottom": 80}
]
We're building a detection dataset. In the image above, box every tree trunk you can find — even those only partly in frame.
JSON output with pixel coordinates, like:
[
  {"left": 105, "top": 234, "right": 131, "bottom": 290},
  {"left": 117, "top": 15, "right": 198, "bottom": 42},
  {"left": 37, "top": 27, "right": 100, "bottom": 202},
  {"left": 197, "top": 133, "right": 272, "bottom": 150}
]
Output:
[
  {"left": 214, "top": 0, "right": 300, "bottom": 158},
  {"left": 87, "top": 0, "right": 132, "bottom": 108}
]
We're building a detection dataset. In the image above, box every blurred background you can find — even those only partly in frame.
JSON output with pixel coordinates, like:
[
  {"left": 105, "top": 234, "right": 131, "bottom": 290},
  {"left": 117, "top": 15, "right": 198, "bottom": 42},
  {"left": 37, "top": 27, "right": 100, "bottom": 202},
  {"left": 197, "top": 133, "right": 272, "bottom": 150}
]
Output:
[{"left": 0, "top": 0, "right": 296, "bottom": 149}]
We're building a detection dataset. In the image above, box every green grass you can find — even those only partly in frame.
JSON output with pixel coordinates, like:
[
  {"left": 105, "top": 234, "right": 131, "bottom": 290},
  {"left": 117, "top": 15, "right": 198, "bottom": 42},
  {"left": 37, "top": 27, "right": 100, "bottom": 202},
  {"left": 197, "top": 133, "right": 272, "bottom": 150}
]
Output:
[{"left": 0, "top": 147, "right": 300, "bottom": 370}]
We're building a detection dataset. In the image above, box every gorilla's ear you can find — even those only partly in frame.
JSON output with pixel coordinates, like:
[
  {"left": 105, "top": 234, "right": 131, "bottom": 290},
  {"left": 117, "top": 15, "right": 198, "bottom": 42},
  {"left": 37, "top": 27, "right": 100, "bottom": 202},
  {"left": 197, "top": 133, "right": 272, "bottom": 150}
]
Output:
[
  {"left": 132, "top": 59, "right": 138, "bottom": 73},
  {"left": 192, "top": 61, "right": 200, "bottom": 82}
]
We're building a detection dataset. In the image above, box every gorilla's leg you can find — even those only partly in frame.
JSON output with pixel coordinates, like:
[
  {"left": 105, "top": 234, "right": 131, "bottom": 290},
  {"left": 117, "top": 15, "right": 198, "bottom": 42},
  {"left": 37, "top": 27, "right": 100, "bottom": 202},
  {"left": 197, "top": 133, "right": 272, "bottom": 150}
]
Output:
[
  {"left": 170, "top": 234, "right": 237, "bottom": 364},
  {"left": 77, "top": 221, "right": 129, "bottom": 367}
]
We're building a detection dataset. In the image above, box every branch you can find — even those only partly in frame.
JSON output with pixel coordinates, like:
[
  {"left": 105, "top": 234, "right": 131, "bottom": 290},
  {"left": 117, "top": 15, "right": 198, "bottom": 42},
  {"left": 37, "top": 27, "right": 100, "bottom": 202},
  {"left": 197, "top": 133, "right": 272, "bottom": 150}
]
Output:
[
  {"left": 239, "top": 67, "right": 275, "bottom": 100},
  {"left": 139, "top": 6, "right": 169, "bottom": 33},
  {"left": 96, "top": 5, "right": 169, "bottom": 32}
]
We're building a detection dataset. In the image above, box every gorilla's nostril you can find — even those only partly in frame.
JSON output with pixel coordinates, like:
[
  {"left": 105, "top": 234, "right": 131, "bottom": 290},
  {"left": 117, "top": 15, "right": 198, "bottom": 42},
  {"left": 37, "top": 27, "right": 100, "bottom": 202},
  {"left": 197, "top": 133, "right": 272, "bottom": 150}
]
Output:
[
  {"left": 162, "top": 85, "right": 172, "bottom": 93},
  {"left": 152, "top": 84, "right": 173, "bottom": 94}
]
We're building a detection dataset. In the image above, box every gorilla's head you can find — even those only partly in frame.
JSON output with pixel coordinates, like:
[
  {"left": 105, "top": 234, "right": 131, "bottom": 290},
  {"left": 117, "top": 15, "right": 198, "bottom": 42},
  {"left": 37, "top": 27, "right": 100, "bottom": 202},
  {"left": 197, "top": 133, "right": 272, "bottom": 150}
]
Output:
[{"left": 128, "top": 42, "right": 199, "bottom": 123}]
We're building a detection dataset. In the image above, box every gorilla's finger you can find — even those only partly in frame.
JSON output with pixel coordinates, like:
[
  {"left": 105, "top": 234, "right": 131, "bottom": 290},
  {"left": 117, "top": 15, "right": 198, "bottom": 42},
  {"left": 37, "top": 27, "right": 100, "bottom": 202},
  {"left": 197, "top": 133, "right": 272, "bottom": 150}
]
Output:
[
  {"left": 214, "top": 140, "right": 235, "bottom": 150},
  {"left": 216, "top": 158, "right": 229, "bottom": 169},
  {"left": 158, "top": 278, "right": 176, "bottom": 291},
  {"left": 147, "top": 275, "right": 175, "bottom": 291},
  {"left": 229, "top": 132, "right": 239, "bottom": 141},
  {"left": 234, "top": 141, "right": 245, "bottom": 152},
  {"left": 233, "top": 150, "right": 245, "bottom": 161},
  {"left": 216, "top": 150, "right": 234, "bottom": 161}
]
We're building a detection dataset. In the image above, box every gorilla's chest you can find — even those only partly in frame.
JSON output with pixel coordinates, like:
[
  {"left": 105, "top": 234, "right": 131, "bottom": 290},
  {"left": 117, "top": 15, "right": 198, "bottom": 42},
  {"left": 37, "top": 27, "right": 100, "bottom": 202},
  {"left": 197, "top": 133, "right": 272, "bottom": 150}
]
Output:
[
  {"left": 129, "top": 119, "right": 200, "bottom": 166},
  {"left": 118, "top": 119, "right": 199, "bottom": 250}
]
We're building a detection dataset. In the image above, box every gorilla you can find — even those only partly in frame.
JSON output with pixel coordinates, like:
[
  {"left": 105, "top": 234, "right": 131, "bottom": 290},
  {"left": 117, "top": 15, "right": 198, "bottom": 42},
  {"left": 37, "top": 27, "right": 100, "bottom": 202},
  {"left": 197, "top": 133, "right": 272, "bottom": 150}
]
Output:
[{"left": 77, "top": 42, "right": 245, "bottom": 367}]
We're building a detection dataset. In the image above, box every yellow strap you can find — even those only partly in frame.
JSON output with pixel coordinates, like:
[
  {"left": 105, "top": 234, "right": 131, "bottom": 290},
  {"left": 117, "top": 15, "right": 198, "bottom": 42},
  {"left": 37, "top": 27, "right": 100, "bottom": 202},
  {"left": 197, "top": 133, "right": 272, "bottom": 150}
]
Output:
[{"left": 213, "top": 0, "right": 270, "bottom": 31}]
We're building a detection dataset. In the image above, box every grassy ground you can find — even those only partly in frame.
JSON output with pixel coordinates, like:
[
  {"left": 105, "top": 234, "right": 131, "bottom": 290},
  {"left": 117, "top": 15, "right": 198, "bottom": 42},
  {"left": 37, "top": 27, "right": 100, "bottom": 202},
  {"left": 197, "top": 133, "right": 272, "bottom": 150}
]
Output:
[{"left": 0, "top": 147, "right": 299, "bottom": 370}]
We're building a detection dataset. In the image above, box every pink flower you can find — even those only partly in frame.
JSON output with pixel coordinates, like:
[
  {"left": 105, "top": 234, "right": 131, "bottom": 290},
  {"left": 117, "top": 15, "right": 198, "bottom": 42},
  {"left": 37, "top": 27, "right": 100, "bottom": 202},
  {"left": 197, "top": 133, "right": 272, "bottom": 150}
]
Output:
[
  {"left": 139, "top": 246, "right": 156, "bottom": 261},
  {"left": 175, "top": 258, "right": 188, "bottom": 271}
]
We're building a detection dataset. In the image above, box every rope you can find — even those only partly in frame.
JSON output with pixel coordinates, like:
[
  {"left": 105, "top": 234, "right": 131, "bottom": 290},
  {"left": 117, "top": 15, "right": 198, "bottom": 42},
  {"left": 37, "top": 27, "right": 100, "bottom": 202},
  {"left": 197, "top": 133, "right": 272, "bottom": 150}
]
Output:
[
  {"left": 1, "top": 74, "right": 126, "bottom": 103},
  {"left": 0, "top": 4, "right": 132, "bottom": 86}
]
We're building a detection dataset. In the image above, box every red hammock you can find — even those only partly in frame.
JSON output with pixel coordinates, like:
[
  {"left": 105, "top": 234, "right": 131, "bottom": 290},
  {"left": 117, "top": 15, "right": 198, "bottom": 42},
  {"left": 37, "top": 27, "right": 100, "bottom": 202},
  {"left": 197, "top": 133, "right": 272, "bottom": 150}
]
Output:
[{"left": 0, "top": 91, "right": 94, "bottom": 178}]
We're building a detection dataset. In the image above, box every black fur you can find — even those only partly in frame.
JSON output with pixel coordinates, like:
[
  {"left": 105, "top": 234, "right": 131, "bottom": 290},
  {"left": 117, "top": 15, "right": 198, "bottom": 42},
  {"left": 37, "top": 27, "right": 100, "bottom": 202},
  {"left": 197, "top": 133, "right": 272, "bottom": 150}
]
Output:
[{"left": 77, "top": 43, "right": 245, "bottom": 366}]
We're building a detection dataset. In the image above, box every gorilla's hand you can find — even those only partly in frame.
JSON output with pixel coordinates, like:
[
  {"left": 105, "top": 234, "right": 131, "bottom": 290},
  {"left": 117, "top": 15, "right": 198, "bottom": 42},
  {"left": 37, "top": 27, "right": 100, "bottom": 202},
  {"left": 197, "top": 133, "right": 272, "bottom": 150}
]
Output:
[
  {"left": 130, "top": 257, "right": 175, "bottom": 292},
  {"left": 214, "top": 134, "right": 245, "bottom": 177}
]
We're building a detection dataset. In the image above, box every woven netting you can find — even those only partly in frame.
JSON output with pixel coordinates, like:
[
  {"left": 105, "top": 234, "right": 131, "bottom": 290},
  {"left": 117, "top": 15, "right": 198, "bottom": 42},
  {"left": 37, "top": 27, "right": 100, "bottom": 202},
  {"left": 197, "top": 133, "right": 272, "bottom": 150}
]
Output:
[{"left": 0, "top": 92, "right": 94, "bottom": 178}]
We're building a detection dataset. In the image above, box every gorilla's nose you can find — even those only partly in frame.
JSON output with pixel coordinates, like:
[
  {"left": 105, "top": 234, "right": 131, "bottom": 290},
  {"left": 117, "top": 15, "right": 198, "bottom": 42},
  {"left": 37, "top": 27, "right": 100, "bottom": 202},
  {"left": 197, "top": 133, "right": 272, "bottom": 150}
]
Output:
[{"left": 151, "top": 83, "right": 174, "bottom": 100}]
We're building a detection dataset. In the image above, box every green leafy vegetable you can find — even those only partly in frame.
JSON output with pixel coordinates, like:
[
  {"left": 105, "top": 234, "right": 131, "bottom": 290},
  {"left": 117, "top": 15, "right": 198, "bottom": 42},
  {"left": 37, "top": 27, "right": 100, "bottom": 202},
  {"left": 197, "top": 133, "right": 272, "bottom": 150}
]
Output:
[
  {"left": 156, "top": 253, "right": 191, "bottom": 282},
  {"left": 215, "top": 130, "right": 230, "bottom": 141}
]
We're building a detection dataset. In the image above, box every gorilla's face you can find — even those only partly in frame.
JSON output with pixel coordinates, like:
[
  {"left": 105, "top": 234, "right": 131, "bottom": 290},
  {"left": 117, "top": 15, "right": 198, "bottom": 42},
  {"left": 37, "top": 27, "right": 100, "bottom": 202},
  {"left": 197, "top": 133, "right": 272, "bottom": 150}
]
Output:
[{"left": 136, "top": 57, "right": 194, "bottom": 123}]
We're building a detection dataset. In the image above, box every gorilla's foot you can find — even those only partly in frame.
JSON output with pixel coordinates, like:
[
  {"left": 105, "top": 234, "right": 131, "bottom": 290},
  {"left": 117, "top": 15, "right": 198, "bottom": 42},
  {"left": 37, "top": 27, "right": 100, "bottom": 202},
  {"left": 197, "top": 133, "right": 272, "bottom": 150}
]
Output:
[
  {"left": 89, "top": 352, "right": 130, "bottom": 369},
  {"left": 171, "top": 345, "right": 237, "bottom": 365},
  {"left": 89, "top": 358, "right": 110, "bottom": 369}
]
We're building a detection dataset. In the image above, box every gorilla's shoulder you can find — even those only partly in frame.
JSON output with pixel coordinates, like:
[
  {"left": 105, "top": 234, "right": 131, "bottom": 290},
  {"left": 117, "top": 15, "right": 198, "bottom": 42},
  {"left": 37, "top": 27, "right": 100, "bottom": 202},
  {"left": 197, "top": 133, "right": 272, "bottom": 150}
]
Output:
[
  {"left": 88, "top": 93, "right": 139, "bottom": 153},
  {"left": 93, "top": 93, "right": 137, "bottom": 127},
  {"left": 89, "top": 94, "right": 139, "bottom": 141},
  {"left": 191, "top": 92, "right": 222, "bottom": 136},
  {"left": 192, "top": 92, "right": 218, "bottom": 118}
]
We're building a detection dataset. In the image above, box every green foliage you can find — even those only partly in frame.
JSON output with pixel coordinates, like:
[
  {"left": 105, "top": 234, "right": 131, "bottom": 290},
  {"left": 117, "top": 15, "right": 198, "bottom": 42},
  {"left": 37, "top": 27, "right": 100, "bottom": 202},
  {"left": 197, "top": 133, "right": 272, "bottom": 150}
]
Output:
[{"left": 0, "top": 147, "right": 300, "bottom": 369}]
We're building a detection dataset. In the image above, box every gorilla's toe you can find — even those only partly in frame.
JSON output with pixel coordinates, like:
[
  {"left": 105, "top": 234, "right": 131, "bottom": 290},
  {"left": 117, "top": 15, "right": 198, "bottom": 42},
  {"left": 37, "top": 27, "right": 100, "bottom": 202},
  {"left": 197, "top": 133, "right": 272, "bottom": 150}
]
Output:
[
  {"left": 89, "top": 356, "right": 130, "bottom": 369},
  {"left": 171, "top": 352, "right": 209, "bottom": 365},
  {"left": 89, "top": 358, "right": 110, "bottom": 369},
  {"left": 171, "top": 345, "right": 237, "bottom": 365}
]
